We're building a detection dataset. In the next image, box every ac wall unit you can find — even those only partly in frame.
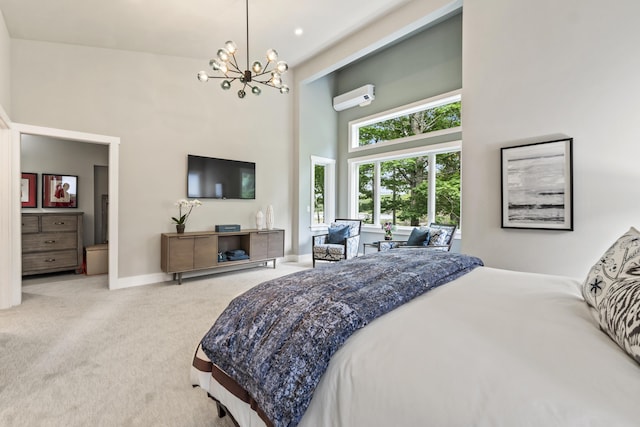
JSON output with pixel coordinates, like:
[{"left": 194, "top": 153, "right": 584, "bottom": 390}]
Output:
[{"left": 332, "top": 84, "right": 375, "bottom": 111}]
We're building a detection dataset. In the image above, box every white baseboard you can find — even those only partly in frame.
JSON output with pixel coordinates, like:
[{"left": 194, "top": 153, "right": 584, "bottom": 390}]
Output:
[
  {"left": 110, "top": 272, "right": 170, "bottom": 290},
  {"left": 111, "top": 256, "right": 305, "bottom": 290}
]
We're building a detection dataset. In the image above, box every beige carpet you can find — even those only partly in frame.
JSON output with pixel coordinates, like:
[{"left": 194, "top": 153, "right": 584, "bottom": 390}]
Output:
[{"left": 0, "top": 262, "right": 309, "bottom": 427}]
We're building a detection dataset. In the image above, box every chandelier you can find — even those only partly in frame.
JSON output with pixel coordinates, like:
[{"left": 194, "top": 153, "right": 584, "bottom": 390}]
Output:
[{"left": 196, "top": 0, "right": 289, "bottom": 98}]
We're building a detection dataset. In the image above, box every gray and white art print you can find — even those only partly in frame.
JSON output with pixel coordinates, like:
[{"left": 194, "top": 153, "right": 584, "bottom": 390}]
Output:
[{"left": 501, "top": 138, "right": 573, "bottom": 230}]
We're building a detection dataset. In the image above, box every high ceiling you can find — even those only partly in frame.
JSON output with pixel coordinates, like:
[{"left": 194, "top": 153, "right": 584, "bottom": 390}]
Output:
[{"left": 0, "top": 0, "right": 414, "bottom": 67}]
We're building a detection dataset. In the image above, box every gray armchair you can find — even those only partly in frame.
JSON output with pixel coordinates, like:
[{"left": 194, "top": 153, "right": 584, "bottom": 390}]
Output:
[
  {"left": 378, "top": 223, "right": 457, "bottom": 252},
  {"left": 312, "top": 219, "right": 362, "bottom": 267}
]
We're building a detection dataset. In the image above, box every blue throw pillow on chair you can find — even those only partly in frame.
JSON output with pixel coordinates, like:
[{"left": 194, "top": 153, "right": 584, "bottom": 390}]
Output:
[
  {"left": 328, "top": 224, "right": 350, "bottom": 244},
  {"left": 406, "top": 227, "right": 429, "bottom": 246}
]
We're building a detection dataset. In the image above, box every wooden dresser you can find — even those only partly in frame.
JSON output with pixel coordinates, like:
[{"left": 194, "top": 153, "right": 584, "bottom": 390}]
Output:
[{"left": 22, "top": 212, "right": 84, "bottom": 276}]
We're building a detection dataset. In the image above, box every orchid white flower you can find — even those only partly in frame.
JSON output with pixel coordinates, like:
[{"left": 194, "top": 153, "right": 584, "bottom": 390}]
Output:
[{"left": 172, "top": 199, "right": 202, "bottom": 224}]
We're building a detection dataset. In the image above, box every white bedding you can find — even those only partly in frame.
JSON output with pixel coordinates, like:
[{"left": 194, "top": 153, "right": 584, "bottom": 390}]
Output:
[{"left": 192, "top": 266, "right": 640, "bottom": 426}]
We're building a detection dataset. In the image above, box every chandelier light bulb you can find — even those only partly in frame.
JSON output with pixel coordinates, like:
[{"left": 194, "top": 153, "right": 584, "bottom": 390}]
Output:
[
  {"left": 224, "top": 41, "right": 237, "bottom": 54},
  {"left": 238, "top": 89, "right": 246, "bottom": 99},
  {"left": 266, "top": 49, "right": 278, "bottom": 62},
  {"left": 280, "top": 85, "right": 290, "bottom": 94},
  {"left": 271, "top": 72, "right": 282, "bottom": 87},
  {"left": 276, "top": 61, "right": 288, "bottom": 74},
  {"left": 221, "top": 80, "right": 231, "bottom": 90},
  {"left": 252, "top": 86, "right": 262, "bottom": 95},
  {"left": 217, "top": 48, "right": 230, "bottom": 62},
  {"left": 252, "top": 61, "right": 263, "bottom": 73},
  {"left": 197, "top": 71, "right": 209, "bottom": 82}
]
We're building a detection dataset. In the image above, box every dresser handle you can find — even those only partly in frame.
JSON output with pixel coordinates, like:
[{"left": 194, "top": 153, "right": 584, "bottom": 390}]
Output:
[
  {"left": 54, "top": 222, "right": 65, "bottom": 225},
  {"left": 44, "top": 240, "right": 56, "bottom": 244},
  {"left": 45, "top": 258, "right": 56, "bottom": 262}
]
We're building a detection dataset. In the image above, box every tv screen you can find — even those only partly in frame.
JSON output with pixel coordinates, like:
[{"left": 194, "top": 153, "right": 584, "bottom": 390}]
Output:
[{"left": 187, "top": 155, "right": 255, "bottom": 199}]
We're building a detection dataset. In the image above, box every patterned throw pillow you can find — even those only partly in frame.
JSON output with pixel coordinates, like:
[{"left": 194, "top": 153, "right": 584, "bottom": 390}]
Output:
[
  {"left": 582, "top": 227, "right": 640, "bottom": 310},
  {"left": 583, "top": 227, "right": 640, "bottom": 364},
  {"left": 427, "top": 228, "right": 448, "bottom": 246},
  {"left": 598, "top": 278, "right": 640, "bottom": 363}
]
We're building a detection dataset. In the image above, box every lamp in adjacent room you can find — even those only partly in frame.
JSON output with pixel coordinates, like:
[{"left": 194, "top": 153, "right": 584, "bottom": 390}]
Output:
[{"left": 196, "top": 0, "right": 290, "bottom": 98}]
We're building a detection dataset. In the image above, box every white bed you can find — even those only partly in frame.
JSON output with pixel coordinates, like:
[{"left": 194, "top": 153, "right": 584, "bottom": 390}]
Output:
[{"left": 192, "top": 265, "right": 640, "bottom": 426}]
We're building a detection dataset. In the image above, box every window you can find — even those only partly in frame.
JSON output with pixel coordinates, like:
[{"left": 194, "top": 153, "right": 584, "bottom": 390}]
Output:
[
  {"left": 347, "top": 91, "right": 461, "bottom": 232},
  {"left": 310, "top": 156, "right": 335, "bottom": 230},
  {"left": 349, "top": 90, "right": 461, "bottom": 152},
  {"left": 349, "top": 143, "right": 461, "bottom": 229}
]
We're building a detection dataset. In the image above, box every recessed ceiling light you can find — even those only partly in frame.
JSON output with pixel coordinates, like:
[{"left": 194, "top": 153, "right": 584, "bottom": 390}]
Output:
[{"left": 294, "top": 28, "right": 304, "bottom": 36}]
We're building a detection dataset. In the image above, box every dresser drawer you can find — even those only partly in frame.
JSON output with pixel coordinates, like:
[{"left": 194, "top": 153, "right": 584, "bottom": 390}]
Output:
[
  {"left": 41, "top": 215, "right": 78, "bottom": 232},
  {"left": 21, "top": 216, "right": 40, "bottom": 233},
  {"left": 22, "top": 232, "right": 77, "bottom": 253},
  {"left": 22, "top": 250, "right": 79, "bottom": 272}
]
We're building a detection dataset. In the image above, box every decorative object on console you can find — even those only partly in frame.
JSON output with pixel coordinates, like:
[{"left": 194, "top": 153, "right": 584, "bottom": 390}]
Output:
[
  {"left": 501, "top": 138, "right": 573, "bottom": 230},
  {"left": 42, "top": 174, "right": 78, "bottom": 208},
  {"left": 215, "top": 224, "right": 241, "bottom": 232},
  {"left": 266, "top": 205, "right": 274, "bottom": 230},
  {"left": 256, "top": 209, "right": 264, "bottom": 229},
  {"left": 171, "top": 199, "right": 202, "bottom": 233},
  {"left": 196, "top": 0, "right": 289, "bottom": 98},
  {"left": 21, "top": 172, "right": 37, "bottom": 208}
]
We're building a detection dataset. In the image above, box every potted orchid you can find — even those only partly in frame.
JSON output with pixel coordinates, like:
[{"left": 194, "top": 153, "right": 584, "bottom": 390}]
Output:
[
  {"left": 382, "top": 222, "right": 396, "bottom": 240},
  {"left": 172, "top": 199, "right": 202, "bottom": 233}
]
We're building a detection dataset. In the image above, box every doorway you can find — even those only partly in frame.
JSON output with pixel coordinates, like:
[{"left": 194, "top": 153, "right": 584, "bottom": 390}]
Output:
[{"left": 10, "top": 123, "right": 120, "bottom": 306}]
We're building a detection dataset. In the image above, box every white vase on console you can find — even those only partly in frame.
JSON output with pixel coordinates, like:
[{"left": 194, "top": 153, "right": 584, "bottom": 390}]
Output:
[
  {"left": 266, "top": 205, "right": 274, "bottom": 230},
  {"left": 256, "top": 209, "right": 264, "bottom": 230}
]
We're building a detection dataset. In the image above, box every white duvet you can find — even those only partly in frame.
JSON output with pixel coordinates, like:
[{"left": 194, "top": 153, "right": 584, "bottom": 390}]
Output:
[{"left": 192, "top": 267, "right": 640, "bottom": 427}]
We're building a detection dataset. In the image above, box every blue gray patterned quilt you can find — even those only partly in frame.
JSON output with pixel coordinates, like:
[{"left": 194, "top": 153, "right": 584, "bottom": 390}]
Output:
[{"left": 199, "top": 249, "right": 483, "bottom": 427}]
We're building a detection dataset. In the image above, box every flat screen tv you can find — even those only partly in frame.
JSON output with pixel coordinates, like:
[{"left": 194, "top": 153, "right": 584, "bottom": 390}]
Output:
[{"left": 187, "top": 155, "right": 256, "bottom": 199}]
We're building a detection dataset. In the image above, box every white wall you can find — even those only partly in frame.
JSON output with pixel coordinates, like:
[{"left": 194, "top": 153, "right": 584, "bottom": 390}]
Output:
[
  {"left": 0, "top": 9, "right": 10, "bottom": 112},
  {"left": 10, "top": 40, "right": 293, "bottom": 280},
  {"left": 462, "top": 0, "right": 640, "bottom": 277}
]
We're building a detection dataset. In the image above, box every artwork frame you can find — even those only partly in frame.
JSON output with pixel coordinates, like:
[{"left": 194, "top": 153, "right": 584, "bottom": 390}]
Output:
[
  {"left": 501, "top": 138, "right": 573, "bottom": 231},
  {"left": 21, "top": 172, "right": 37, "bottom": 208},
  {"left": 42, "top": 174, "right": 78, "bottom": 208}
]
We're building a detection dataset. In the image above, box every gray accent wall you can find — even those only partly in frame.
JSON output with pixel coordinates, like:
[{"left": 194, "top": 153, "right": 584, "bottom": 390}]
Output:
[
  {"left": 299, "top": 13, "right": 462, "bottom": 253},
  {"left": 296, "top": 74, "right": 338, "bottom": 255}
]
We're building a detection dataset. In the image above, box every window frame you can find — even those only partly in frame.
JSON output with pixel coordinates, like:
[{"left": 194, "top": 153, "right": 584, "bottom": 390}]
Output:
[
  {"left": 348, "top": 89, "right": 462, "bottom": 153},
  {"left": 310, "top": 155, "right": 336, "bottom": 232}
]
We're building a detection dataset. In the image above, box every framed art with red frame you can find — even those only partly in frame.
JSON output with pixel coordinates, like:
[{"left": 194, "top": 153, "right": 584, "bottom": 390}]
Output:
[
  {"left": 21, "top": 172, "right": 37, "bottom": 208},
  {"left": 42, "top": 173, "right": 78, "bottom": 208}
]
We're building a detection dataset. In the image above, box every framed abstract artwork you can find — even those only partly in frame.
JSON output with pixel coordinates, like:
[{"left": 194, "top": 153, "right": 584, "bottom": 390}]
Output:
[
  {"left": 501, "top": 138, "right": 573, "bottom": 230},
  {"left": 21, "top": 172, "right": 37, "bottom": 208},
  {"left": 42, "top": 174, "right": 78, "bottom": 208}
]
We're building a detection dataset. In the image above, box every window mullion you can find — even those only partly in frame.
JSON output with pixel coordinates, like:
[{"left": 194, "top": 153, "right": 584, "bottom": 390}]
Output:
[
  {"left": 428, "top": 153, "right": 436, "bottom": 224},
  {"left": 374, "top": 161, "right": 381, "bottom": 226}
]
